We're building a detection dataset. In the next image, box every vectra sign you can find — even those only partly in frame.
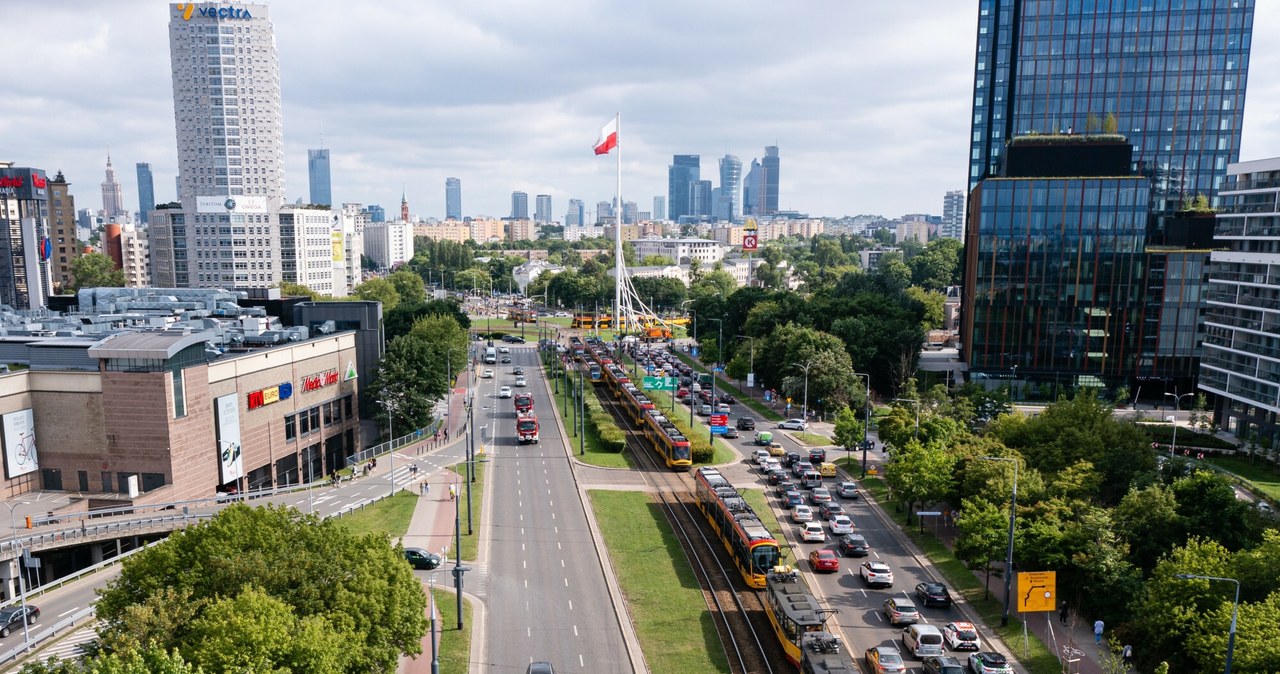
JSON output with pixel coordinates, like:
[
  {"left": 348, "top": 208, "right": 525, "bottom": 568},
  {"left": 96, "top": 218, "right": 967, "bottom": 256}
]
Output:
[{"left": 175, "top": 3, "right": 254, "bottom": 21}]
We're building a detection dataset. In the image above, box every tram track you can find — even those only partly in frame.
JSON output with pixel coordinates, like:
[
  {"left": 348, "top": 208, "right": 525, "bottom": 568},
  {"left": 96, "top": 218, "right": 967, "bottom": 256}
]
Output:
[{"left": 589, "top": 357, "right": 783, "bottom": 674}]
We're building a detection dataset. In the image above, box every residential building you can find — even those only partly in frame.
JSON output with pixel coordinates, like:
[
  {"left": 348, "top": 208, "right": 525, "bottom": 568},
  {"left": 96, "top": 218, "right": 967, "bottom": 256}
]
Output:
[
  {"left": 280, "top": 205, "right": 337, "bottom": 295},
  {"left": 507, "top": 219, "right": 536, "bottom": 242},
  {"left": 603, "top": 224, "right": 642, "bottom": 243},
  {"left": 103, "top": 222, "right": 151, "bottom": 288},
  {"left": 632, "top": 238, "right": 724, "bottom": 266},
  {"left": 859, "top": 247, "right": 900, "bottom": 272},
  {"left": 415, "top": 220, "right": 470, "bottom": 244},
  {"left": 47, "top": 172, "right": 81, "bottom": 294},
  {"left": 668, "top": 155, "right": 700, "bottom": 222},
  {"left": 940, "top": 190, "right": 964, "bottom": 239},
  {"left": 307, "top": 149, "right": 332, "bottom": 206},
  {"left": 136, "top": 162, "right": 155, "bottom": 225},
  {"left": 362, "top": 221, "right": 413, "bottom": 270},
  {"left": 511, "top": 191, "right": 529, "bottom": 220},
  {"left": 1201, "top": 157, "right": 1280, "bottom": 446},
  {"left": 711, "top": 225, "right": 745, "bottom": 247},
  {"left": 152, "top": 2, "right": 285, "bottom": 288},
  {"left": 896, "top": 221, "right": 929, "bottom": 245},
  {"left": 0, "top": 164, "right": 53, "bottom": 309},
  {"left": 653, "top": 196, "right": 666, "bottom": 221},
  {"left": 535, "top": 194, "right": 552, "bottom": 223},
  {"left": 100, "top": 155, "right": 127, "bottom": 220},
  {"left": 469, "top": 219, "right": 506, "bottom": 244},
  {"left": 513, "top": 260, "right": 564, "bottom": 294},
  {"left": 717, "top": 154, "right": 742, "bottom": 222},
  {"left": 445, "top": 177, "right": 461, "bottom": 220}
]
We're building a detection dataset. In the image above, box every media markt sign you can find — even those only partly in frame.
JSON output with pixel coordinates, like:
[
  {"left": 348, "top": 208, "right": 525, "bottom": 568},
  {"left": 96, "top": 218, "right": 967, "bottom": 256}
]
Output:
[{"left": 642, "top": 376, "right": 677, "bottom": 391}]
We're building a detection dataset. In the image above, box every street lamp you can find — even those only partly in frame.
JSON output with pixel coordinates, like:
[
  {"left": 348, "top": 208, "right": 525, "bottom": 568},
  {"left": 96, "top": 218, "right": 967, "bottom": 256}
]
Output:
[
  {"left": 2, "top": 501, "right": 32, "bottom": 649},
  {"left": 709, "top": 318, "right": 724, "bottom": 445},
  {"left": 1010, "top": 364, "right": 1018, "bottom": 402},
  {"left": 792, "top": 361, "right": 814, "bottom": 423},
  {"left": 893, "top": 397, "right": 921, "bottom": 438},
  {"left": 1165, "top": 391, "right": 1195, "bottom": 460},
  {"left": 382, "top": 394, "right": 401, "bottom": 498},
  {"left": 1175, "top": 574, "right": 1240, "bottom": 674},
  {"left": 735, "top": 334, "right": 755, "bottom": 390},
  {"left": 980, "top": 455, "right": 1019, "bottom": 627},
  {"left": 428, "top": 570, "right": 441, "bottom": 674},
  {"left": 853, "top": 372, "right": 872, "bottom": 477}
]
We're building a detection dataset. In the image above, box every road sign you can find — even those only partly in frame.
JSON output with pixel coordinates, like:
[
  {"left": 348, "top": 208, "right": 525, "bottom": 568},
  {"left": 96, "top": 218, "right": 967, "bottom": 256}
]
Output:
[
  {"left": 916, "top": 511, "right": 942, "bottom": 516},
  {"left": 710, "top": 414, "right": 728, "bottom": 426},
  {"left": 711, "top": 425, "right": 728, "bottom": 435},
  {"left": 642, "top": 376, "right": 677, "bottom": 391},
  {"left": 1017, "top": 571, "right": 1057, "bottom": 612},
  {"left": 742, "top": 234, "right": 758, "bottom": 251},
  {"left": 747, "top": 373, "right": 755, "bottom": 388}
]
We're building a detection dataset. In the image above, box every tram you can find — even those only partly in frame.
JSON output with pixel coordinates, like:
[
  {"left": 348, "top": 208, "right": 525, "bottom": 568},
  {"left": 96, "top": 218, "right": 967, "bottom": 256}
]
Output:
[{"left": 692, "top": 467, "right": 780, "bottom": 588}]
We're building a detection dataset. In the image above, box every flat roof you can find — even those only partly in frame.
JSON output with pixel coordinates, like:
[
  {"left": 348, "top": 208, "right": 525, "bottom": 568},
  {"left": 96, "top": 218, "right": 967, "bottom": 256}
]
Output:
[{"left": 88, "top": 330, "right": 214, "bottom": 360}]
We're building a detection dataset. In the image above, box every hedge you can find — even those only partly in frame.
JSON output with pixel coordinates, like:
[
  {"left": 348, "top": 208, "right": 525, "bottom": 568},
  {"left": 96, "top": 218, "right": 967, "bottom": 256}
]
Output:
[{"left": 1142, "top": 424, "right": 1237, "bottom": 450}]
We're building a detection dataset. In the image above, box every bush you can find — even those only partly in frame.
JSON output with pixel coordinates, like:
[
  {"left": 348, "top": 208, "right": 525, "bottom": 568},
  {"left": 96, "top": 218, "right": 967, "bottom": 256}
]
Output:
[{"left": 1142, "top": 424, "right": 1235, "bottom": 450}]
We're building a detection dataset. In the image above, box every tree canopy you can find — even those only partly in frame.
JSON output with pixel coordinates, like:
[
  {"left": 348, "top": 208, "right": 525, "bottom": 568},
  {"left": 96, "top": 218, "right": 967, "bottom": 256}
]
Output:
[{"left": 70, "top": 253, "right": 125, "bottom": 292}]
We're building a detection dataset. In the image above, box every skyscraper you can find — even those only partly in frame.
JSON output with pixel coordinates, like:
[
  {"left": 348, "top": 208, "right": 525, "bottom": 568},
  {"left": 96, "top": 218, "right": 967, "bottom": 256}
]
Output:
[
  {"left": 48, "top": 171, "right": 81, "bottom": 294},
  {"left": 136, "top": 162, "right": 155, "bottom": 225},
  {"left": 940, "top": 189, "right": 964, "bottom": 239},
  {"left": 152, "top": 2, "right": 284, "bottom": 288},
  {"left": 101, "top": 155, "right": 126, "bottom": 219},
  {"left": 668, "top": 155, "right": 700, "bottom": 222},
  {"left": 691, "top": 180, "right": 713, "bottom": 219},
  {"left": 566, "top": 199, "right": 585, "bottom": 227},
  {"left": 307, "top": 148, "right": 332, "bottom": 206},
  {"left": 0, "top": 164, "right": 53, "bottom": 309},
  {"left": 743, "top": 158, "right": 762, "bottom": 217},
  {"left": 535, "top": 194, "right": 553, "bottom": 223},
  {"left": 621, "top": 201, "right": 638, "bottom": 225},
  {"left": 761, "top": 146, "right": 780, "bottom": 215},
  {"left": 717, "top": 154, "right": 742, "bottom": 222},
  {"left": 445, "top": 177, "right": 461, "bottom": 220},
  {"left": 364, "top": 204, "right": 386, "bottom": 223},
  {"left": 511, "top": 191, "right": 529, "bottom": 219},
  {"left": 653, "top": 196, "right": 666, "bottom": 221}
]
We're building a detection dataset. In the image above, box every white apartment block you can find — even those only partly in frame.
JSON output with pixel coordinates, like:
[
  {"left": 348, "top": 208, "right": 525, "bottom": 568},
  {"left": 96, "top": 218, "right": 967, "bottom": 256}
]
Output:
[
  {"left": 896, "top": 221, "right": 930, "bottom": 244},
  {"left": 279, "top": 206, "right": 337, "bottom": 296},
  {"left": 119, "top": 224, "right": 151, "bottom": 288},
  {"left": 632, "top": 238, "right": 725, "bottom": 265},
  {"left": 363, "top": 222, "right": 414, "bottom": 270}
]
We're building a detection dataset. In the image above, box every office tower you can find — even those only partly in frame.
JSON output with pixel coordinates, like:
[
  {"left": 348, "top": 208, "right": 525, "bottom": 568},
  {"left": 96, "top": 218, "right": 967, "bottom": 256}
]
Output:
[
  {"left": 940, "top": 190, "right": 964, "bottom": 239},
  {"left": 136, "top": 162, "right": 155, "bottom": 225},
  {"left": 1201, "top": 158, "right": 1280, "bottom": 444},
  {"left": 667, "top": 155, "right": 700, "bottom": 221},
  {"left": 101, "top": 155, "right": 126, "bottom": 219},
  {"left": 653, "top": 196, "right": 666, "bottom": 221},
  {"left": 48, "top": 171, "right": 82, "bottom": 293},
  {"left": 152, "top": 3, "right": 284, "bottom": 288},
  {"left": 566, "top": 199, "right": 585, "bottom": 227},
  {"left": 968, "top": 0, "right": 1252, "bottom": 212},
  {"left": 743, "top": 159, "right": 762, "bottom": 216},
  {"left": 364, "top": 204, "right": 386, "bottom": 223},
  {"left": 621, "top": 201, "right": 638, "bottom": 225},
  {"left": 307, "top": 148, "right": 332, "bottom": 206},
  {"left": 718, "top": 154, "right": 742, "bottom": 222},
  {"left": 511, "top": 191, "right": 529, "bottom": 220},
  {"left": 595, "top": 200, "right": 614, "bottom": 225},
  {"left": 445, "top": 177, "right": 461, "bottom": 220},
  {"left": 761, "top": 146, "right": 779, "bottom": 215},
  {"left": 691, "top": 180, "right": 713, "bottom": 219},
  {"left": 535, "top": 194, "right": 552, "bottom": 223},
  {"left": 0, "top": 164, "right": 53, "bottom": 309},
  {"left": 175, "top": 175, "right": 181, "bottom": 201}
]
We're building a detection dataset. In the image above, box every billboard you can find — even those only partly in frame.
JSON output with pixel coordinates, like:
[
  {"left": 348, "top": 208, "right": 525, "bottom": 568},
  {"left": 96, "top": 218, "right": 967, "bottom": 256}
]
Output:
[
  {"left": 196, "top": 195, "right": 268, "bottom": 214},
  {"left": 215, "top": 394, "right": 244, "bottom": 484},
  {"left": 0, "top": 168, "right": 48, "bottom": 201},
  {"left": 1, "top": 409, "right": 39, "bottom": 479}
]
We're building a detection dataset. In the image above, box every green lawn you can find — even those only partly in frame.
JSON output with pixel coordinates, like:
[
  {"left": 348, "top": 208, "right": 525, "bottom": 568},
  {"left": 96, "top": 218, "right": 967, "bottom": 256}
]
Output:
[
  {"left": 793, "top": 431, "right": 834, "bottom": 446},
  {"left": 431, "top": 587, "right": 474, "bottom": 674},
  {"left": 448, "top": 461, "right": 486, "bottom": 561},
  {"left": 554, "top": 366, "right": 633, "bottom": 469},
  {"left": 1204, "top": 455, "right": 1280, "bottom": 503},
  {"left": 613, "top": 353, "right": 736, "bottom": 465},
  {"left": 337, "top": 490, "right": 419, "bottom": 538},
  {"left": 739, "top": 488, "right": 797, "bottom": 566},
  {"left": 590, "top": 490, "right": 730, "bottom": 673}
]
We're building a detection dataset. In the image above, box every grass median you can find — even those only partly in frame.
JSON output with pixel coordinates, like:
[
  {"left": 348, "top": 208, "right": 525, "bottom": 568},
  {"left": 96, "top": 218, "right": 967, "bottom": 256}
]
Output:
[
  {"left": 668, "top": 351, "right": 784, "bottom": 423},
  {"left": 337, "top": 490, "right": 418, "bottom": 538},
  {"left": 448, "top": 461, "right": 486, "bottom": 561},
  {"left": 432, "top": 586, "right": 474, "bottom": 674},
  {"left": 614, "top": 353, "right": 736, "bottom": 465},
  {"left": 739, "top": 488, "right": 798, "bottom": 566},
  {"left": 1203, "top": 455, "right": 1280, "bottom": 503},
  {"left": 546, "top": 359, "right": 633, "bottom": 469},
  {"left": 590, "top": 490, "right": 729, "bottom": 673}
]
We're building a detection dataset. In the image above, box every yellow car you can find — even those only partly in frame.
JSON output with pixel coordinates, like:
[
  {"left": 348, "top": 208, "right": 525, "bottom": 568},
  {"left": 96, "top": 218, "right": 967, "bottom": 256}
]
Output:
[
  {"left": 768, "top": 442, "right": 786, "bottom": 456},
  {"left": 819, "top": 462, "right": 837, "bottom": 477}
]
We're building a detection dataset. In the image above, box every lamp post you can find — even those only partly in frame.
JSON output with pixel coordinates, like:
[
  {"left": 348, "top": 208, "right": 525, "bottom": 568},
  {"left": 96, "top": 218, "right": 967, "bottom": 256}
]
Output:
[
  {"left": 793, "top": 361, "right": 814, "bottom": 423},
  {"left": 980, "top": 455, "right": 1019, "bottom": 627},
  {"left": 735, "top": 335, "right": 755, "bottom": 390},
  {"left": 1175, "top": 574, "right": 1240, "bottom": 674},
  {"left": 893, "top": 397, "right": 921, "bottom": 439},
  {"left": 3, "top": 501, "right": 32, "bottom": 649},
  {"left": 382, "top": 395, "right": 399, "bottom": 498},
  {"left": 1165, "top": 391, "right": 1194, "bottom": 460},
  {"left": 853, "top": 372, "right": 871, "bottom": 477},
  {"left": 710, "top": 318, "right": 723, "bottom": 445},
  {"left": 1010, "top": 364, "right": 1018, "bottom": 402},
  {"left": 428, "top": 571, "right": 441, "bottom": 674}
]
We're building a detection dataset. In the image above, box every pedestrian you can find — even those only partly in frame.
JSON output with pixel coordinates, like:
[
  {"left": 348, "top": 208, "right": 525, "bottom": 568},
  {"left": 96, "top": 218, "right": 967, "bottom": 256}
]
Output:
[
  {"left": 419, "top": 482, "right": 426, "bottom": 496},
  {"left": 1093, "top": 619, "right": 1104, "bottom": 644},
  {"left": 1059, "top": 600, "right": 1069, "bottom": 625},
  {"left": 448, "top": 484, "right": 456, "bottom": 501},
  {"left": 444, "top": 428, "right": 449, "bottom": 440},
  {"left": 1122, "top": 644, "right": 1133, "bottom": 667}
]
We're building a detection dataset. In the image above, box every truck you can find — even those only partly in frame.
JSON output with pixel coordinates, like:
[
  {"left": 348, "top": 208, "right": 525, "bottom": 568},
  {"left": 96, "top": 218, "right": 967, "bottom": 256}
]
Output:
[
  {"left": 516, "top": 413, "right": 540, "bottom": 444},
  {"left": 514, "top": 392, "right": 534, "bottom": 415}
]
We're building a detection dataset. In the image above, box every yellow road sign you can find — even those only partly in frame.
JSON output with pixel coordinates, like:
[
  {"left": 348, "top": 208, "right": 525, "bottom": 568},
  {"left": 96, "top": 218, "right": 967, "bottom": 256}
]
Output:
[{"left": 1017, "top": 571, "right": 1057, "bottom": 612}]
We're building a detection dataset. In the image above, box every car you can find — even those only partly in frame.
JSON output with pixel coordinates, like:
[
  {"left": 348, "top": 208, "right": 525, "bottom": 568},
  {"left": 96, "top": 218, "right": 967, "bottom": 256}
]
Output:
[
  {"left": 767, "top": 468, "right": 788, "bottom": 485},
  {"left": 808, "top": 448, "right": 827, "bottom": 464},
  {"left": 482, "top": 369, "right": 494, "bottom": 378},
  {"left": 498, "top": 386, "right": 512, "bottom": 398},
  {"left": 882, "top": 597, "right": 920, "bottom": 626},
  {"left": 763, "top": 457, "right": 782, "bottom": 473},
  {"left": 967, "top": 652, "right": 1013, "bottom": 674},
  {"left": 903, "top": 624, "right": 946, "bottom": 658},
  {"left": 781, "top": 451, "right": 802, "bottom": 467},
  {"left": 791, "top": 505, "right": 814, "bottom": 523},
  {"left": 768, "top": 442, "right": 786, "bottom": 456},
  {"left": 722, "top": 426, "right": 739, "bottom": 439},
  {"left": 513, "top": 367, "right": 525, "bottom": 375},
  {"left": 715, "top": 403, "right": 731, "bottom": 414},
  {"left": 784, "top": 489, "right": 805, "bottom": 508},
  {"left": 829, "top": 515, "right": 855, "bottom": 535},
  {"left": 526, "top": 662, "right": 554, "bottom": 674},
  {"left": 778, "top": 418, "right": 808, "bottom": 431},
  {"left": 554, "top": 311, "right": 570, "bottom": 317},
  {"left": 809, "top": 548, "right": 839, "bottom": 572},
  {"left": 0, "top": 605, "right": 38, "bottom": 637},
  {"left": 837, "top": 481, "right": 861, "bottom": 499},
  {"left": 498, "top": 346, "right": 511, "bottom": 354},
  {"left": 515, "top": 376, "right": 528, "bottom": 387},
  {"left": 860, "top": 561, "right": 894, "bottom": 587},
  {"left": 506, "top": 335, "right": 526, "bottom": 343},
  {"left": 698, "top": 404, "right": 713, "bottom": 416},
  {"left": 752, "top": 449, "right": 770, "bottom": 464},
  {"left": 837, "top": 533, "right": 870, "bottom": 557},
  {"left": 865, "top": 646, "right": 907, "bottom": 674},
  {"left": 775, "top": 480, "right": 797, "bottom": 497},
  {"left": 500, "top": 356, "right": 512, "bottom": 363},
  {"left": 404, "top": 547, "right": 443, "bottom": 570},
  {"left": 736, "top": 417, "right": 756, "bottom": 431},
  {"left": 819, "top": 501, "right": 846, "bottom": 520},
  {"left": 916, "top": 582, "right": 953, "bottom": 608},
  {"left": 792, "top": 460, "right": 814, "bottom": 477},
  {"left": 943, "top": 622, "right": 981, "bottom": 652},
  {"left": 801, "top": 521, "right": 826, "bottom": 542},
  {"left": 922, "top": 656, "right": 966, "bottom": 674},
  {"left": 808, "top": 487, "right": 833, "bottom": 505},
  {"left": 719, "top": 393, "right": 736, "bottom": 404}
]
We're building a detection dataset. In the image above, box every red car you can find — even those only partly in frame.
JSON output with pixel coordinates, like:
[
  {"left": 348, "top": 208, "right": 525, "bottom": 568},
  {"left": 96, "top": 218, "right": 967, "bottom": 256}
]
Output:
[{"left": 809, "top": 548, "right": 840, "bottom": 573}]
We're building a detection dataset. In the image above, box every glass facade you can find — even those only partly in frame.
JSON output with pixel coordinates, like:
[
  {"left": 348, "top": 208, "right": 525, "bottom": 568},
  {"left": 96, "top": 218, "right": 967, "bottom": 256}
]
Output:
[
  {"left": 668, "top": 155, "right": 700, "bottom": 222},
  {"left": 969, "top": 0, "right": 1255, "bottom": 212}
]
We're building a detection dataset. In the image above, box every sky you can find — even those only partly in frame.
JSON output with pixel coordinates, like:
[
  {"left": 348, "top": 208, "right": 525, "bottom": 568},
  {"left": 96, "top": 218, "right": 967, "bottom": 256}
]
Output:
[{"left": 6, "top": 1, "right": 1280, "bottom": 221}]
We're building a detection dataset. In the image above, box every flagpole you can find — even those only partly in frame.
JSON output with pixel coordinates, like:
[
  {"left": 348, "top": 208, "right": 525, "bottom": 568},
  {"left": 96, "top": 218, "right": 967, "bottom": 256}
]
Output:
[{"left": 614, "top": 112, "right": 622, "bottom": 343}]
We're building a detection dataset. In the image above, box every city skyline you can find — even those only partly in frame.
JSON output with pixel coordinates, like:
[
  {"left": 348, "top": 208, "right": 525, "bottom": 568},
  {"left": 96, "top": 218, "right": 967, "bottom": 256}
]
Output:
[{"left": 7, "top": 1, "right": 1280, "bottom": 221}]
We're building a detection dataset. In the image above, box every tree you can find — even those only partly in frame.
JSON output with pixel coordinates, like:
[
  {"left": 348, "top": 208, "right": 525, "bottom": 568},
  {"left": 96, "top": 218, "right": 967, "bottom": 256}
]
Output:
[
  {"left": 353, "top": 278, "right": 401, "bottom": 313},
  {"left": 370, "top": 334, "right": 441, "bottom": 432},
  {"left": 279, "top": 282, "right": 322, "bottom": 300},
  {"left": 954, "top": 497, "right": 1009, "bottom": 599},
  {"left": 408, "top": 314, "right": 470, "bottom": 389},
  {"left": 908, "top": 238, "right": 963, "bottom": 291},
  {"left": 93, "top": 505, "right": 426, "bottom": 673},
  {"left": 832, "top": 406, "right": 865, "bottom": 460},
  {"left": 20, "top": 646, "right": 202, "bottom": 673},
  {"left": 70, "top": 252, "right": 125, "bottom": 291},
  {"left": 1113, "top": 483, "right": 1183, "bottom": 572},
  {"left": 452, "top": 267, "right": 492, "bottom": 293},
  {"left": 387, "top": 270, "right": 426, "bottom": 306},
  {"left": 905, "top": 286, "right": 946, "bottom": 331},
  {"left": 882, "top": 440, "right": 954, "bottom": 525}
]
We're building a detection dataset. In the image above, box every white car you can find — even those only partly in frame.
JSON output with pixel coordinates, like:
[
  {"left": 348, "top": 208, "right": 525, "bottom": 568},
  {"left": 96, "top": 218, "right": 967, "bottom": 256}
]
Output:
[
  {"left": 801, "top": 521, "right": 826, "bottom": 542},
  {"left": 791, "top": 505, "right": 814, "bottom": 523},
  {"left": 498, "top": 386, "right": 512, "bottom": 398},
  {"left": 860, "top": 561, "right": 894, "bottom": 587},
  {"left": 482, "top": 369, "right": 494, "bottom": 379},
  {"left": 942, "top": 621, "right": 981, "bottom": 652},
  {"left": 829, "top": 515, "right": 855, "bottom": 535},
  {"left": 778, "top": 418, "right": 808, "bottom": 431},
  {"left": 763, "top": 458, "right": 782, "bottom": 473},
  {"left": 515, "top": 377, "right": 528, "bottom": 387}
]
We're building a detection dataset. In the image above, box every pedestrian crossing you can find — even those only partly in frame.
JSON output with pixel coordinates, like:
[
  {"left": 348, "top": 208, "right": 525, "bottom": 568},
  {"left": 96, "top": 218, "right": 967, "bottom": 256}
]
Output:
[{"left": 34, "top": 622, "right": 97, "bottom": 663}]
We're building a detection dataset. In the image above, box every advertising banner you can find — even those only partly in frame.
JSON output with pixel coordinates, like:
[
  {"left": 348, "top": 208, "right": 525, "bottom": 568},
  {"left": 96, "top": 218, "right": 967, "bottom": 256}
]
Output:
[
  {"left": 1, "top": 409, "right": 38, "bottom": 479},
  {"left": 215, "top": 394, "right": 244, "bottom": 484},
  {"left": 196, "top": 195, "right": 268, "bottom": 214}
]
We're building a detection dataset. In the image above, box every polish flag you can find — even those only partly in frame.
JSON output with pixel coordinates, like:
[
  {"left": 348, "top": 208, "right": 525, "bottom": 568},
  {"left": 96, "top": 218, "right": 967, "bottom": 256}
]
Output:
[{"left": 594, "top": 118, "right": 618, "bottom": 155}]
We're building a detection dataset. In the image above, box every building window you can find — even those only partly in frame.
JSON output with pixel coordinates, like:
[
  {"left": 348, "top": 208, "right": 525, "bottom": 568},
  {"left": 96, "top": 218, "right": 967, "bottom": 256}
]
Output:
[
  {"left": 172, "top": 369, "right": 187, "bottom": 418},
  {"left": 285, "top": 414, "right": 297, "bottom": 442}
]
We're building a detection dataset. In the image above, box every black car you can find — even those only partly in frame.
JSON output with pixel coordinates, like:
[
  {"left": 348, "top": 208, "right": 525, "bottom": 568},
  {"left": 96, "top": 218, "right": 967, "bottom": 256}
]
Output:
[
  {"left": 837, "top": 533, "right": 870, "bottom": 557},
  {"left": 500, "top": 356, "right": 512, "bottom": 363},
  {"left": 404, "top": 547, "right": 443, "bottom": 570},
  {"left": 502, "top": 335, "right": 526, "bottom": 343},
  {"left": 767, "top": 468, "right": 788, "bottom": 485},
  {"left": 915, "top": 582, "right": 953, "bottom": 608},
  {"left": 775, "top": 480, "right": 797, "bottom": 497},
  {"left": 808, "top": 448, "right": 827, "bottom": 464},
  {"left": 736, "top": 417, "right": 756, "bottom": 431},
  {"left": 0, "top": 605, "right": 38, "bottom": 637},
  {"left": 781, "top": 451, "right": 802, "bottom": 468},
  {"left": 513, "top": 367, "right": 525, "bottom": 375},
  {"left": 719, "top": 393, "right": 736, "bottom": 404},
  {"left": 921, "top": 656, "right": 965, "bottom": 674}
]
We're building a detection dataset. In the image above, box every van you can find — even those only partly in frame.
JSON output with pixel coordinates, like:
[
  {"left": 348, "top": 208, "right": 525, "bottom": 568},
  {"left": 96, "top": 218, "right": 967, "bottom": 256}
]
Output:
[
  {"left": 483, "top": 347, "right": 497, "bottom": 364},
  {"left": 754, "top": 431, "right": 774, "bottom": 446},
  {"left": 801, "top": 470, "right": 822, "bottom": 490},
  {"left": 819, "top": 462, "right": 838, "bottom": 478},
  {"left": 902, "top": 624, "right": 944, "bottom": 658}
]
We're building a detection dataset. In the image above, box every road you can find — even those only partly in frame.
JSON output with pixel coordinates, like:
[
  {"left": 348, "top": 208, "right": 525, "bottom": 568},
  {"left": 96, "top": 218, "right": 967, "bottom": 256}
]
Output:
[{"left": 479, "top": 343, "right": 631, "bottom": 674}]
